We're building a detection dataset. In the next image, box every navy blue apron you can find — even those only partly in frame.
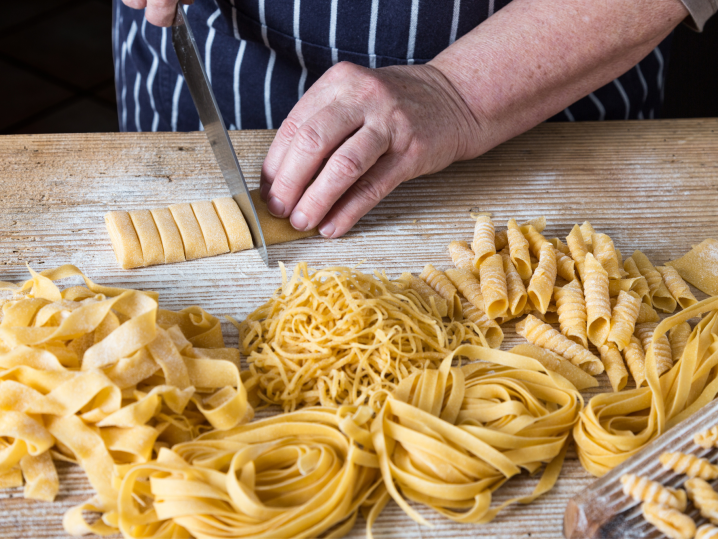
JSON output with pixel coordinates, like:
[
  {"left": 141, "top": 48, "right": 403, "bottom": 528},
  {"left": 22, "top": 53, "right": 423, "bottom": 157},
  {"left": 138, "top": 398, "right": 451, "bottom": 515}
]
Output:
[{"left": 112, "top": 0, "right": 672, "bottom": 132}]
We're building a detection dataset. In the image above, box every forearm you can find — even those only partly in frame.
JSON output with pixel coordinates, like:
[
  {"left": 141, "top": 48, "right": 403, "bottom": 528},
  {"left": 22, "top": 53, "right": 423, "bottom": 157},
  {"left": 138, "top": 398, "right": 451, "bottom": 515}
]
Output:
[{"left": 429, "top": 0, "right": 689, "bottom": 159}]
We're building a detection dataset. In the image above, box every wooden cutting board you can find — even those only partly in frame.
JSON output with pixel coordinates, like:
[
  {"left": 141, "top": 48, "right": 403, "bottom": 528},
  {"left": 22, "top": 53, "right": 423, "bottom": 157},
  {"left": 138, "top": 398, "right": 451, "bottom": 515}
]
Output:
[{"left": 1, "top": 118, "right": 717, "bottom": 538}]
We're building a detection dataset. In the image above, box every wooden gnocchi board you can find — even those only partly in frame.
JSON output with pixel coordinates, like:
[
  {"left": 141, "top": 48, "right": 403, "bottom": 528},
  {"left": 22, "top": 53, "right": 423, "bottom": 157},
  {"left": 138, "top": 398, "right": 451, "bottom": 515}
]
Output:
[{"left": 1, "top": 118, "right": 718, "bottom": 538}]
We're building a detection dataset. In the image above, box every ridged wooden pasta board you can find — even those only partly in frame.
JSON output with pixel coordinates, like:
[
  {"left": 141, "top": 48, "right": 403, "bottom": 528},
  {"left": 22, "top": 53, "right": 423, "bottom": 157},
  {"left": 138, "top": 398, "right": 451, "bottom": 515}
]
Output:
[{"left": 1, "top": 118, "right": 718, "bottom": 538}]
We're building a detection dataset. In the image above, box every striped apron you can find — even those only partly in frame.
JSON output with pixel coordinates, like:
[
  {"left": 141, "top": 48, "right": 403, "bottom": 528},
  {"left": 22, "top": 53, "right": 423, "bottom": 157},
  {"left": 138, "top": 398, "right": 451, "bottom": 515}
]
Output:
[{"left": 112, "top": 0, "right": 672, "bottom": 132}]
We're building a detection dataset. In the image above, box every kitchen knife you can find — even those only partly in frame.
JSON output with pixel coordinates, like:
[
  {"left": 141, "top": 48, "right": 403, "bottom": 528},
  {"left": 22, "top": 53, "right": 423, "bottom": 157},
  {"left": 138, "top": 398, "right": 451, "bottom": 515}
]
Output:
[{"left": 172, "top": 5, "right": 268, "bottom": 266}]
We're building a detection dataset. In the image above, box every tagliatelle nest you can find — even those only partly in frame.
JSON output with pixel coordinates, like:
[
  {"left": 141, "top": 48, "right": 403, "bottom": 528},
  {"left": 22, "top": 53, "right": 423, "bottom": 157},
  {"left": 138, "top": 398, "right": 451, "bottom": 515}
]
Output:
[{"left": 235, "top": 263, "right": 488, "bottom": 411}]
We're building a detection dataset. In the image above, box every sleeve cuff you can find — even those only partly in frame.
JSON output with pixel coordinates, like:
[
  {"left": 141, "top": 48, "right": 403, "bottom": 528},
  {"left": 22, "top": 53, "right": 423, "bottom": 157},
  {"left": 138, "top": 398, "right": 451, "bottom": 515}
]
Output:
[{"left": 680, "top": 0, "right": 718, "bottom": 31}]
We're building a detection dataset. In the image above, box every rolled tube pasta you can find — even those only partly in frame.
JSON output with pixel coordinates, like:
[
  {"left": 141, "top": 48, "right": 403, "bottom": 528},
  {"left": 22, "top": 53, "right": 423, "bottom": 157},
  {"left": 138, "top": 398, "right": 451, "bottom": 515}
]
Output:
[
  {"left": 479, "top": 254, "right": 508, "bottom": 319},
  {"left": 608, "top": 277, "right": 647, "bottom": 298},
  {"left": 658, "top": 265, "right": 698, "bottom": 309},
  {"left": 695, "top": 426, "right": 718, "bottom": 449},
  {"left": 642, "top": 502, "right": 696, "bottom": 539},
  {"left": 494, "top": 216, "right": 546, "bottom": 251},
  {"left": 448, "top": 240, "right": 480, "bottom": 278},
  {"left": 598, "top": 342, "right": 628, "bottom": 392},
  {"left": 637, "top": 302, "right": 660, "bottom": 324},
  {"left": 580, "top": 221, "right": 595, "bottom": 252},
  {"left": 528, "top": 242, "right": 557, "bottom": 314},
  {"left": 523, "top": 224, "right": 549, "bottom": 258},
  {"left": 507, "top": 218, "right": 532, "bottom": 280},
  {"left": 149, "top": 208, "right": 185, "bottom": 264},
  {"left": 461, "top": 298, "right": 503, "bottom": 348},
  {"left": 660, "top": 452, "right": 718, "bottom": 480},
  {"left": 190, "top": 200, "right": 230, "bottom": 257},
  {"left": 509, "top": 344, "right": 598, "bottom": 390},
  {"left": 549, "top": 237, "right": 571, "bottom": 256},
  {"left": 501, "top": 251, "right": 527, "bottom": 315},
  {"left": 472, "top": 216, "right": 495, "bottom": 267},
  {"left": 516, "top": 314, "right": 603, "bottom": 375},
  {"left": 686, "top": 478, "right": 718, "bottom": 526},
  {"left": 621, "top": 473, "right": 687, "bottom": 510},
  {"left": 129, "top": 210, "right": 164, "bottom": 267},
  {"left": 623, "top": 335, "right": 647, "bottom": 388},
  {"left": 169, "top": 203, "right": 209, "bottom": 261},
  {"left": 420, "top": 264, "right": 462, "bottom": 319},
  {"left": 567, "top": 224, "right": 589, "bottom": 281},
  {"left": 445, "top": 268, "right": 485, "bottom": 312},
  {"left": 584, "top": 253, "right": 611, "bottom": 347},
  {"left": 669, "top": 322, "right": 692, "bottom": 362},
  {"left": 697, "top": 524, "right": 718, "bottom": 539},
  {"left": 623, "top": 256, "right": 652, "bottom": 304},
  {"left": 555, "top": 249, "right": 577, "bottom": 282},
  {"left": 635, "top": 322, "right": 673, "bottom": 377},
  {"left": 398, "top": 273, "right": 449, "bottom": 318},
  {"left": 632, "top": 250, "right": 677, "bottom": 313},
  {"left": 554, "top": 280, "right": 588, "bottom": 348},
  {"left": 592, "top": 233, "right": 622, "bottom": 279},
  {"left": 105, "top": 211, "right": 144, "bottom": 270},
  {"left": 607, "top": 290, "right": 641, "bottom": 351}
]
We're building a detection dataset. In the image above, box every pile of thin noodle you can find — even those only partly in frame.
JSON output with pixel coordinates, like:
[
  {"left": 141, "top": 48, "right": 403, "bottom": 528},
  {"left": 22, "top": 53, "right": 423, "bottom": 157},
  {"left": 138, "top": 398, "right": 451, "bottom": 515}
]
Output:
[
  {"left": 236, "top": 263, "right": 487, "bottom": 411},
  {"left": 575, "top": 295, "right": 718, "bottom": 476},
  {"left": 0, "top": 265, "right": 252, "bottom": 536},
  {"left": 112, "top": 344, "right": 581, "bottom": 538}
]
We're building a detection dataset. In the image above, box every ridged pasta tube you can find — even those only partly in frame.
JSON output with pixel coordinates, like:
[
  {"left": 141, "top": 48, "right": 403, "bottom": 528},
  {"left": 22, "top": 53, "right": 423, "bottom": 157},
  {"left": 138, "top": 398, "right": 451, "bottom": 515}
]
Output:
[
  {"left": 567, "top": 224, "right": 589, "bottom": 282},
  {"left": 637, "top": 302, "right": 660, "bottom": 324},
  {"left": 472, "top": 216, "right": 496, "bottom": 268},
  {"left": 550, "top": 237, "right": 571, "bottom": 256},
  {"left": 660, "top": 452, "right": 718, "bottom": 480},
  {"left": 607, "top": 290, "right": 641, "bottom": 351},
  {"left": 528, "top": 243, "right": 557, "bottom": 314},
  {"left": 501, "top": 251, "right": 528, "bottom": 315},
  {"left": 580, "top": 221, "right": 595, "bottom": 252},
  {"left": 669, "top": 322, "right": 692, "bottom": 362},
  {"left": 554, "top": 280, "right": 588, "bottom": 348},
  {"left": 592, "top": 233, "right": 622, "bottom": 279},
  {"left": 686, "top": 478, "right": 718, "bottom": 525},
  {"left": 658, "top": 265, "right": 698, "bottom": 309},
  {"left": 642, "top": 502, "right": 696, "bottom": 539},
  {"left": 623, "top": 256, "right": 652, "bottom": 304},
  {"left": 623, "top": 336, "right": 647, "bottom": 388},
  {"left": 516, "top": 314, "right": 603, "bottom": 375},
  {"left": 445, "top": 268, "right": 485, "bottom": 312},
  {"left": 599, "top": 343, "right": 628, "bottom": 392},
  {"left": 461, "top": 299, "right": 503, "bottom": 348},
  {"left": 555, "top": 249, "right": 577, "bottom": 282},
  {"left": 620, "top": 473, "right": 687, "bottom": 510},
  {"left": 584, "top": 253, "right": 611, "bottom": 347},
  {"left": 448, "top": 241, "right": 480, "bottom": 278},
  {"left": 507, "top": 218, "right": 532, "bottom": 280},
  {"left": 479, "top": 254, "right": 508, "bottom": 319},
  {"left": 635, "top": 322, "right": 673, "bottom": 377},
  {"left": 632, "top": 250, "right": 677, "bottom": 313},
  {"left": 398, "top": 273, "right": 449, "bottom": 319},
  {"left": 695, "top": 426, "right": 718, "bottom": 449},
  {"left": 697, "top": 524, "right": 718, "bottom": 539},
  {"left": 494, "top": 216, "right": 546, "bottom": 251},
  {"left": 420, "top": 264, "right": 462, "bottom": 320}
]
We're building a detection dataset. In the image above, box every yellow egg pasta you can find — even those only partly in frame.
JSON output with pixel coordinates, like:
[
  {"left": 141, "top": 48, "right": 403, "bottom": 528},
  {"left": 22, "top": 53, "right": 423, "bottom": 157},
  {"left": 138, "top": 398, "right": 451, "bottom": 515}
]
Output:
[
  {"left": 169, "top": 202, "right": 209, "bottom": 261},
  {"left": 686, "top": 478, "right": 718, "bottom": 525},
  {"left": 580, "top": 221, "right": 596, "bottom": 252},
  {"left": 509, "top": 344, "right": 598, "bottom": 390},
  {"left": 150, "top": 207, "right": 186, "bottom": 264},
  {"left": 104, "top": 211, "right": 144, "bottom": 270},
  {"left": 635, "top": 322, "right": 673, "bottom": 377},
  {"left": 621, "top": 473, "right": 687, "bottom": 510},
  {"left": 527, "top": 243, "right": 557, "bottom": 314},
  {"left": 667, "top": 239, "right": 718, "bottom": 297},
  {"left": 461, "top": 299, "right": 503, "bottom": 348},
  {"left": 494, "top": 216, "right": 546, "bottom": 251},
  {"left": 599, "top": 343, "right": 628, "bottom": 392},
  {"left": 607, "top": 290, "right": 642, "bottom": 351},
  {"left": 448, "top": 240, "right": 481, "bottom": 278},
  {"left": 622, "top": 335, "right": 647, "bottom": 388},
  {"left": 500, "top": 251, "right": 528, "bottom": 316},
  {"left": 480, "top": 254, "right": 509, "bottom": 319},
  {"left": 623, "top": 256, "right": 652, "bottom": 304},
  {"left": 398, "top": 272, "right": 450, "bottom": 319},
  {"left": 516, "top": 314, "right": 603, "bottom": 375},
  {"left": 212, "top": 197, "right": 253, "bottom": 253},
  {"left": 670, "top": 322, "right": 692, "bottom": 362},
  {"left": 637, "top": 302, "right": 661, "bottom": 324},
  {"left": 420, "top": 264, "right": 462, "bottom": 319},
  {"left": 191, "top": 200, "right": 231, "bottom": 257},
  {"left": 584, "top": 253, "right": 611, "bottom": 347},
  {"left": 554, "top": 280, "right": 588, "bottom": 348},
  {"left": 660, "top": 452, "right": 718, "bottom": 480},
  {"left": 129, "top": 209, "right": 165, "bottom": 267},
  {"left": 567, "top": 224, "right": 589, "bottom": 282},
  {"left": 697, "top": 524, "right": 718, "bottom": 539},
  {"left": 632, "top": 250, "right": 677, "bottom": 313},
  {"left": 696, "top": 426, "right": 718, "bottom": 449},
  {"left": 555, "top": 248, "right": 577, "bottom": 282},
  {"left": 446, "top": 268, "right": 485, "bottom": 312},
  {"left": 549, "top": 237, "right": 572, "bottom": 257},
  {"left": 642, "top": 502, "right": 696, "bottom": 539},
  {"left": 507, "top": 218, "right": 532, "bottom": 280},
  {"left": 658, "top": 265, "right": 698, "bottom": 310},
  {"left": 592, "top": 232, "right": 622, "bottom": 279},
  {"left": 472, "top": 216, "right": 496, "bottom": 267}
]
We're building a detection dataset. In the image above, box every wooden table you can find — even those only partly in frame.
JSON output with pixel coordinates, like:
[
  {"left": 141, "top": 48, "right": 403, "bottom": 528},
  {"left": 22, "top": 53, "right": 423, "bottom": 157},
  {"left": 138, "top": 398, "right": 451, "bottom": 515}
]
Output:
[{"left": 1, "top": 119, "right": 717, "bottom": 538}]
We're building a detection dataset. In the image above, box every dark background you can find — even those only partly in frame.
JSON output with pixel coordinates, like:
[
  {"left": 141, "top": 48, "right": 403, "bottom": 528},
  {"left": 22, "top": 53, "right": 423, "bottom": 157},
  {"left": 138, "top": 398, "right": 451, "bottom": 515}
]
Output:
[{"left": 1, "top": 0, "right": 717, "bottom": 134}]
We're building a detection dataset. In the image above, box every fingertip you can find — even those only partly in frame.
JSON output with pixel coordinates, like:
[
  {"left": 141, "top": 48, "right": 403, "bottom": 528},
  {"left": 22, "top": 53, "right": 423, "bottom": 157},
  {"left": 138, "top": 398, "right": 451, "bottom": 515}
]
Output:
[
  {"left": 259, "top": 182, "right": 270, "bottom": 201},
  {"left": 318, "top": 221, "right": 337, "bottom": 238},
  {"left": 267, "top": 197, "right": 287, "bottom": 218}
]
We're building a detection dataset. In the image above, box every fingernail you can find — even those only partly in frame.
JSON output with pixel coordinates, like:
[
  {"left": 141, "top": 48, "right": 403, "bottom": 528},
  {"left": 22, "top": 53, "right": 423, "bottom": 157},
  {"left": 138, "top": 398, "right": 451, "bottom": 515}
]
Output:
[
  {"left": 319, "top": 222, "right": 335, "bottom": 238},
  {"left": 260, "top": 183, "right": 270, "bottom": 200},
  {"left": 267, "top": 197, "right": 285, "bottom": 217},
  {"left": 290, "top": 211, "right": 309, "bottom": 231}
]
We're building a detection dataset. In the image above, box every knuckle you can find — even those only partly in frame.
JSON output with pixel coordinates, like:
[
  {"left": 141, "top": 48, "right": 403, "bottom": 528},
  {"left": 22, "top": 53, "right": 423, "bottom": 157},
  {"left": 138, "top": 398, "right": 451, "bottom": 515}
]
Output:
[
  {"left": 293, "top": 124, "right": 326, "bottom": 155},
  {"left": 329, "top": 152, "right": 364, "bottom": 180},
  {"left": 278, "top": 117, "right": 300, "bottom": 141},
  {"left": 352, "top": 177, "right": 384, "bottom": 205}
]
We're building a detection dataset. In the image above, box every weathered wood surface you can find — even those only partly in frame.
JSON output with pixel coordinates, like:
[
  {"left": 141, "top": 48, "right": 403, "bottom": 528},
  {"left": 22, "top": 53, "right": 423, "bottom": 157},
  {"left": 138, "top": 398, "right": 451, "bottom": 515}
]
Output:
[{"left": 0, "top": 119, "right": 717, "bottom": 538}]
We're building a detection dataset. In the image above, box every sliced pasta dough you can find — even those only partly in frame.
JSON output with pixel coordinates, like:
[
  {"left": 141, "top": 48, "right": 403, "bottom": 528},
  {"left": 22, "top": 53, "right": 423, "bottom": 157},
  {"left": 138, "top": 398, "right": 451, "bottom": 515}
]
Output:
[
  {"left": 105, "top": 211, "right": 144, "bottom": 270},
  {"left": 212, "top": 197, "right": 253, "bottom": 252},
  {"left": 480, "top": 253, "right": 508, "bottom": 319},
  {"left": 584, "top": 253, "right": 611, "bottom": 347},
  {"left": 150, "top": 207, "right": 185, "bottom": 264},
  {"left": 169, "top": 202, "right": 209, "bottom": 260},
  {"left": 191, "top": 200, "right": 230, "bottom": 257},
  {"left": 129, "top": 210, "right": 164, "bottom": 266},
  {"left": 554, "top": 280, "right": 588, "bottom": 348}
]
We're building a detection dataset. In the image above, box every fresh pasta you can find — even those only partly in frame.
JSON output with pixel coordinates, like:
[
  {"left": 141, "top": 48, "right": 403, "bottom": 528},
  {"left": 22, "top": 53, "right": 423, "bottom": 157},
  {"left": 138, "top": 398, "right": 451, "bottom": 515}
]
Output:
[
  {"left": 697, "top": 524, "right": 718, "bottom": 539},
  {"left": 607, "top": 290, "right": 641, "bottom": 351},
  {"left": 446, "top": 268, "right": 485, "bottom": 312},
  {"left": 670, "top": 322, "right": 692, "bottom": 362},
  {"left": 696, "top": 426, "right": 718, "bottom": 449},
  {"left": 598, "top": 343, "right": 628, "bottom": 392},
  {"left": 507, "top": 218, "right": 532, "bottom": 279},
  {"left": 554, "top": 280, "right": 588, "bottom": 348},
  {"left": 480, "top": 254, "right": 509, "bottom": 319},
  {"left": 494, "top": 216, "right": 546, "bottom": 251},
  {"left": 635, "top": 322, "right": 673, "bottom": 377},
  {"left": 420, "top": 264, "right": 462, "bottom": 319},
  {"left": 580, "top": 221, "right": 596, "bottom": 252},
  {"left": 667, "top": 238, "right": 718, "bottom": 296},
  {"left": 660, "top": 452, "right": 718, "bottom": 480},
  {"left": 398, "top": 272, "right": 450, "bottom": 318},
  {"left": 623, "top": 335, "right": 647, "bottom": 388},
  {"left": 584, "top": 253, "right": 611, "bottom": 346},
  {"left": 637, "top": 301, "right": 661, "bottom": 324},
  {"left": 567, "top": 224, "right": 589, "bottom": 281},
  {"left": 501, "top": 251, "right": 528, "bottom": 315},
  {"left": 642, "top": 502, "right": 696, "bottom": 539},
  {"left": 686, "top": 478, "right": 718, "bottom": 525},
  {"left": 623, "top": 256, "right": 652, "bottom": 304},
  {"left": 472, "top": 216, "right": 496, "bottom": 267},
  {"left": 658, "top": 265, "right": 698, "bottom": 309},
  {"left": 461, "top": 299, "right": 504, "bottom": 348},
  {"left": 592, "top": 232, "right": 622, "bottom": 279},
  {"left": 448, "top": 240, "right": 480, "bottom": 277},
  {"left": 620, "top": 473, "right": 687, "bottom": 510},
  {"left": 633, "top": 250, "right": 677, "bottom": 313},
  {"left": 528, "top": 242, "right": 557, "bottom": 314}
]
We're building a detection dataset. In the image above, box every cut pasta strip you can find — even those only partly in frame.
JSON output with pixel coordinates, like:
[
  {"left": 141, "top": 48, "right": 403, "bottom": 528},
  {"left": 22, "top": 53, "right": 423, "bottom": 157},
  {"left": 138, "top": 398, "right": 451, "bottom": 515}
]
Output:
[
  {"left": 448, "top": 241, "right": 480, "bottom": 277},
  {"left": 169, "top": 203, "right": 208, "bottom": 261},
  {"left": 129, "top": 210, "right": 164, "bottom": 267},
  {"left": 527, "top": 242, "right": 557, "bottom": 314},
  {"left": 599, "top": 343, "right": 628, "bottom": 392},
  {"left": 660, "top": 452, "right": 718, "bottom": 480},
  {"left": 479, "top": 254, "right": 508, "bottom": 319},
  {"left": 501, "top": 251, "right": 527, "bottom": 315},
  {"left": 658, "top": 265, "right": 698, "bottom": 309},
  {"left": 592, "top": 233, "right": 622, "bottom": 279},
  {"left": 669, "top": 322, "right": 692, "bottom": 362},
  {"left": 584, "top": 253, "right": 611, "bottom": 347},
  {"left": 567, "top": 224, "right": 589, "bottom": 281},
  {"left": 507, "top": 218, "right": 532, "bottom": 280},
  {"left": 149, "top": 207, "right": 185, "bottom": 264},
  {"left": 621, "top": 473, "right": 687, "bottom": 510},
  {"left": 105, "top": 211, "right": 144, "bottom": 270},
  {"left": 516, "top": 314, "right": 603, "bottom": 375},
  {"left": 633, "top": 250, "right": 677, "bottom": 313},
  {"left": 191, "top": 200, "right": 230, "bottom": 257},
  {"left": 212, "top": 197, "right": 253, "bottom": 252},
  {"left": 472, "top": 216, "right": 496, "bottom": 267},
  {"left": 554, "top": 280, "right": 588, "bottom": 348},
  {"left": 635, "top": 322, "right": 673, "bottom": 377},
  {"left": 446, "top": 268, "right": 485, "bottom": 312},
  {"left": 607, "top": 290, "right": 641, "bottom": 351},
  {"left": 642, "top": 502, "right": 695, "bottom": 539},
  {"left": 622, "top": 335, "right": 647, "bottom": 388},
  {"left": 420, "top": 264, "right": 462, "bottom": 319}
]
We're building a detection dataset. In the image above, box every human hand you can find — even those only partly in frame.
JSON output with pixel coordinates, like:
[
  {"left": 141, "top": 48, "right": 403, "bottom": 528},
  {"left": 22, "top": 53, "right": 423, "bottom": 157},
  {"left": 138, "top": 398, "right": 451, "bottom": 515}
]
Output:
[
  {"left": 122, "top": 0, "right": 194, "bottom": 27},
  {"left": 260, "top": 62, "right": 483, "bottom": 238}
]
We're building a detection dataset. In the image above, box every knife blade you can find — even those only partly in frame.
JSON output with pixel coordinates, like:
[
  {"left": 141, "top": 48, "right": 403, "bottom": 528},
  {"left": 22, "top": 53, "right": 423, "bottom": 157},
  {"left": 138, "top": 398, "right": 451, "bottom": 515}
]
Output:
[{"left": 171, "top": 5, "right": 268, "bottom": 266}]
